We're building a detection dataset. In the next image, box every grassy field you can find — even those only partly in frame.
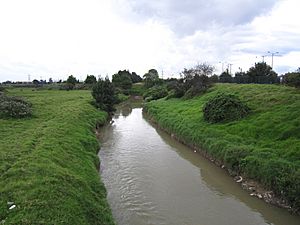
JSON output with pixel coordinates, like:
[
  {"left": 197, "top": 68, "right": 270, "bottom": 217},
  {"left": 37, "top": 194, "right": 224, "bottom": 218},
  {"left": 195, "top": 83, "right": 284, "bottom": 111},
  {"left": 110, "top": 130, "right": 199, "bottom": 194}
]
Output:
[
  {"left": 0, "top": 89, "right": 115, "bottom": 224},
  {"left": 144, "top": 83, "right": 300, "bottom": 210}
]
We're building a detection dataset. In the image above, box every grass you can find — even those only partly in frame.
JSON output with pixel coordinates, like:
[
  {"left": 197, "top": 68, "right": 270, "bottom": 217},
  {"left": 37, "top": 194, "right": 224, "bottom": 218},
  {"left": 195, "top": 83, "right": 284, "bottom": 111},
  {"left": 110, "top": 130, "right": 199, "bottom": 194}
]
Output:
[
  {"left": 0, "top": 88, "right": 115, "bottom": 224},
  {"left": 144, "top": 83, "right": 300, "bottom": 211}
]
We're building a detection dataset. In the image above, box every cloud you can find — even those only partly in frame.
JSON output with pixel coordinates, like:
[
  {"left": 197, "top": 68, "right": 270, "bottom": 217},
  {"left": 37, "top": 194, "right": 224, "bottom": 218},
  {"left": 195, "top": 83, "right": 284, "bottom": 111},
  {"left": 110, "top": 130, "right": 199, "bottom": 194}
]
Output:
[
  {"left": 0, "top": 0, "right": 299, "bottom": 82},
  {"left": 121, "top": 0, "right": 278, "bottom": 36}
]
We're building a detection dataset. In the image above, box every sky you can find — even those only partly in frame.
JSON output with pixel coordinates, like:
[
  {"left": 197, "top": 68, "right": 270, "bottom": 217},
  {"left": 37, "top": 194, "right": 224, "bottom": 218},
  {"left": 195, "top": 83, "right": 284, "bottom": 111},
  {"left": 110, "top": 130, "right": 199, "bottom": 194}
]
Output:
[{"left": 0, "top": 0, "right": 299, "bottom": 82}]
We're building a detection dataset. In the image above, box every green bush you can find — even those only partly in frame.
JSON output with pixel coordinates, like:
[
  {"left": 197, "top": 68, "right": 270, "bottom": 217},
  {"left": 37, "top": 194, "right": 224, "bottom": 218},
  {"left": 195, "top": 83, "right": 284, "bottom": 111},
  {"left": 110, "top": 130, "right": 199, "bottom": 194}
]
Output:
[
  {"left": 283, "top": 72, "right": 300, "bottom": 88},
  {"left": 203, "top": 93, "right": 250, "bottom": 123},
  {"left": 0, "top": 86, "right": 5, "bottom": 93},
  {"left": 115, "top": 93, "right": 129, "bottom": 103},
  {"left": 143, "top": 85, "right": 168, "bottom": 102},
  {"left": 0, "top": 95, "right": 32, "bottom": 118}
]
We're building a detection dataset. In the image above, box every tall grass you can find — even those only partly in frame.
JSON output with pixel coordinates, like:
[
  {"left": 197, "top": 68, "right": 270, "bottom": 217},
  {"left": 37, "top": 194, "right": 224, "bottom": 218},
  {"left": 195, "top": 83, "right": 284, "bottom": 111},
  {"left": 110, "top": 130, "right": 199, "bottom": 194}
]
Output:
[
  {"left": 145, "top": 83, "right": 300, "bottom": 211},
  {"left": 0, "top": 89, "right": 115, "bottom": 224}
]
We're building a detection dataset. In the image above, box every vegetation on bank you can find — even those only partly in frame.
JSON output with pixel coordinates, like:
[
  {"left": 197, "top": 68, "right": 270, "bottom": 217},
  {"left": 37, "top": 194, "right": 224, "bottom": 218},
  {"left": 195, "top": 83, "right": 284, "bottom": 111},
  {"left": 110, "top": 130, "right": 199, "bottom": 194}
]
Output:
[
  {"left": 144, "top": 83, "right": 300, "bottom": 212},
  {"left": 0, "top": 89, "right": 115, "bottom": 224}
]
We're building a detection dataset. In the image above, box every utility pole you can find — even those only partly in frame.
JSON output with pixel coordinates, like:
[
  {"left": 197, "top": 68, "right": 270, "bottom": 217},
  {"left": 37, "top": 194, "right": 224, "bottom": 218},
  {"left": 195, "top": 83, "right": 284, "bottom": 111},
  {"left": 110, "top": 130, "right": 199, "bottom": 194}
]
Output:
[
  {"left": 219, "top": 61, "right": 226, "bottom": 73},
  {"left": 28, "top": 74, "right": 31, "bottom": 83},
  {"left": 267, "top": 51, "right": 279, "bottom": 68},
  {"left": 261, "top": 55, "right": 268, "bottom": 63},
  {"left": 228, "top": 63, "right": 233, "bottom": 75}
]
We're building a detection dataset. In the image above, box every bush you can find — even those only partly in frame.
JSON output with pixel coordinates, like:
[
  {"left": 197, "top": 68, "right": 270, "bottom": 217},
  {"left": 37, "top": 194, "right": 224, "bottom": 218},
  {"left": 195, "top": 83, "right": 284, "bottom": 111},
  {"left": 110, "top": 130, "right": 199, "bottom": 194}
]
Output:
[
  {"left": 283, "top": 72, "right": 300, "bottom": 88},
  {"left": 0, "top": 86, "right": 5, "bottom": 93},
  {"left": 143, "top": 85, "right": 168, "bottom": 102},
  {"left": 115, "top": 93, "right": 129, "bottom": 103},
  {"left": 203, "top": 93, "right": 250, "bottom": 123},
  {"left": 166, "top": 80, "right": 185, "bottom": 99},
  {"left": 0, "top": 95, "right": 32, "bottom": 118}
]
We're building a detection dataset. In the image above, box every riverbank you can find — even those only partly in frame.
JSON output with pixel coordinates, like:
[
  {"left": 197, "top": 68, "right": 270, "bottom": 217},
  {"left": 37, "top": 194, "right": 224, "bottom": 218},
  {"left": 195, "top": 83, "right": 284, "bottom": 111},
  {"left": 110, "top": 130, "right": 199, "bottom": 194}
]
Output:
[
  {"left": 144, "top": 83, "right": 300, "bottom": 214},
  {"left": 0, "top": 89, "right": 115, "bottom": 224}
]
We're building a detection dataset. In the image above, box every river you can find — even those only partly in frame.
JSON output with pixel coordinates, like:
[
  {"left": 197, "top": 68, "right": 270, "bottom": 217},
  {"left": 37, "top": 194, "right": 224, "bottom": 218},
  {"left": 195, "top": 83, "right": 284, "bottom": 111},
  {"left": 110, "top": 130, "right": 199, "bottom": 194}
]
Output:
[{"left": 98, "top": 101, "right": 299, "bottom": 225}]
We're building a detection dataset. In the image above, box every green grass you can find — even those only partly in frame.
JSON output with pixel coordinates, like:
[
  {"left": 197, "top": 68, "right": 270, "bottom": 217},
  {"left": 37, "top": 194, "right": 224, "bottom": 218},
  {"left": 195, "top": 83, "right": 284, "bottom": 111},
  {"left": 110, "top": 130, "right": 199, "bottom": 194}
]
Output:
[
  {"left": 0, "top": 89, "right": 115, "bottom": 224},
  {"left": 145, "top": 83, "right": 300, "bottom": 210}
]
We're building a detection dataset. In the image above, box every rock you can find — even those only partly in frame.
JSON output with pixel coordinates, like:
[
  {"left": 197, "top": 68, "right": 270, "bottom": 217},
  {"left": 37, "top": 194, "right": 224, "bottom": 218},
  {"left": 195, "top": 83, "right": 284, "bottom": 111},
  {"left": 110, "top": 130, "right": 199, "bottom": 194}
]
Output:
[{"left": 257, "top": 194, "right": 263, "bottom": 199}]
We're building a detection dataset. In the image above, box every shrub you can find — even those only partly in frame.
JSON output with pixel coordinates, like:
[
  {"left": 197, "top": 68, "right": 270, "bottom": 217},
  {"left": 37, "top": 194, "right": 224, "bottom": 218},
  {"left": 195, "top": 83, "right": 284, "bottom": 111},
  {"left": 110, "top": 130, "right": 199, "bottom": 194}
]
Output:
[
  {"left": 143, "top": 85, "right": 168, "bottom": 102},
  {"left": 166, "top": 80, "right": 185, "bottom": 99},
  {"left": 283, "top": 72, "right": 300, "bottom": 88},
  {"left": 0, "top": 95, "right": 32, "bottom": 118},
  {"left": 115, "top": 93, "right": 129, "bottom": 103},
  {"left": 203, "top": 93, "right": 250, "bottom": 123},
  {"left": 0, "top": 86, "right": 5, "bottom": 93}
]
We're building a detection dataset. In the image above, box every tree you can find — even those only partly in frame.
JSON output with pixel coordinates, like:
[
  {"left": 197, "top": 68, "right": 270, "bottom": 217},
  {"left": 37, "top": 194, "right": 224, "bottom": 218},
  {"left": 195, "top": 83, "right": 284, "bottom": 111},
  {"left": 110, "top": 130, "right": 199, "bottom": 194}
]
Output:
[
  {"left": 283, "top": 71, "right": 300, "bottom": 88},
  {"left": 246, "top": 62, "right": 278, "bottom": 83},
  {"left": 112, "top": 70, "right": 133, "bottom": 90},
  {"left": 48, "top": 78, "right": 53, "bottom": 84},
  {"left": 130, "top": 72, "right": 142, "bottom": 83},
  {"left": 32, "top": 79, "right": 40, "bottom": 86},
  {"left": 66, "top": 75, "right": 78, "bottom": 85},
  {"left": 210, "top": 74, "right": 219, "bottom": 83},
  {"left": 84, "top": 75, "right": 97, "bottom": 84},
  {"left": 65, "top": 75, "right": 78, "bottom": 90},
  {"left": 92, "top": 77, "right": 116, "bottom": 112},
  {"left": 143, "top": 69, "right": 161, "bottom": 88},
  {"left": 219, "top": 71, "right": 232, "bottom": 83},
  {"left": 181, "top": 63, "right": 214, "bottom": 97}
]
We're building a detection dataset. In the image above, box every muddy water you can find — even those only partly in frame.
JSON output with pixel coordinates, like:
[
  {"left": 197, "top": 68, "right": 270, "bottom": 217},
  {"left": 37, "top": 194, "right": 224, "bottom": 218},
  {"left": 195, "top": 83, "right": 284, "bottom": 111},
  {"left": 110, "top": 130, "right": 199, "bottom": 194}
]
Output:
[{"left": 98, "top": 102, "right": 299, "bottom": 225}]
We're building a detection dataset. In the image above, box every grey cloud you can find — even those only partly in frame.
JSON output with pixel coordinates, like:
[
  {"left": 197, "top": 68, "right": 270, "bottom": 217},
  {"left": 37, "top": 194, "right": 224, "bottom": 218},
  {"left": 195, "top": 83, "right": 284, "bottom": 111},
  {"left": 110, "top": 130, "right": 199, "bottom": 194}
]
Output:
[{"left": 126, "top": 0, "right": 278, "bottom": 35}]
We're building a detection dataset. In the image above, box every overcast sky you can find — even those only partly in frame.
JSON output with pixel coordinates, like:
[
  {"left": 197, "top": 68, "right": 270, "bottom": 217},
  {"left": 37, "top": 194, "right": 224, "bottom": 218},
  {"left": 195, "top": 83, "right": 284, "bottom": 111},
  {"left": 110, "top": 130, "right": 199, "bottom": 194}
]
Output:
[{"left": 0, "top": 0, "right": 299, "bottom": 82}]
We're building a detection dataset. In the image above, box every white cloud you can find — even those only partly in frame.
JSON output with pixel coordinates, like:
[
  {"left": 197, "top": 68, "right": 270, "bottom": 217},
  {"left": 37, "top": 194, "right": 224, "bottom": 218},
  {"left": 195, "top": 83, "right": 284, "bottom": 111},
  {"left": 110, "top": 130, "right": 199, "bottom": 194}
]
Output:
[{"left": 0, "top": 0, "right": 299, "bottom": 82}]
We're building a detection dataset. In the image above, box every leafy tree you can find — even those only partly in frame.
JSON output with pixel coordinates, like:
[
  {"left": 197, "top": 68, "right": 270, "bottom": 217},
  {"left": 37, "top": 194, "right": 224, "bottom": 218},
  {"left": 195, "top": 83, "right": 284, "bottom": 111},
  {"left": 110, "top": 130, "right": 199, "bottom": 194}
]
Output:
[
  {"left": 92, "top": 78, "right": 116, "bottom": 112},
  {"left": 247, "top": 62, "right": 277, "bottom": 78},
  {"left": 235, "top": 71, "right": 246, "bottom": 77},
  {"left": 66, "top": 75, "right": 78, "bottom": 85},
  {"left": 65, "top": 75, "right": 78, "bottom": 90},
  {"left": 112, "top": 70, "right": 133, "bottom": 90},
  {"left": 143, "top": 69, "right": 161, "bottom": 88},
  {"left": 48, "top": 78, "right": 53, "bottom": 84},
  {"left": 130, "top": 72, "right": 142, "bottom": 83},
  {"left": 219, "top": 71, "right": 232, "bottom": 83},
  {"left": 32, "top": 79, "right": 40, "bottom": 86},
  {"left": 283, "top": 71, "right": 300, "bottom": 88},
  {"left": 181, "top": 63, "right": 214, "bottom": 98},
  {"left": 210, "top": 74, "right": 219, "bottom": 83},
  {"left": 84, "top": 75, "right": 97, "bottom": 84}
]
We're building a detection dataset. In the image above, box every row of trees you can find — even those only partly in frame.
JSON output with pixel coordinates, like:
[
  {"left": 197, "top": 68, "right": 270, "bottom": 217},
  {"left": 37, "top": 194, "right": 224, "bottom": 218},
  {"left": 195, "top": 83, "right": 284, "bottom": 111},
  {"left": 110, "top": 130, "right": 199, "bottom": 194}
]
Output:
[{"left": 218, "top": 62, "right": 278, "bottom": 84}]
